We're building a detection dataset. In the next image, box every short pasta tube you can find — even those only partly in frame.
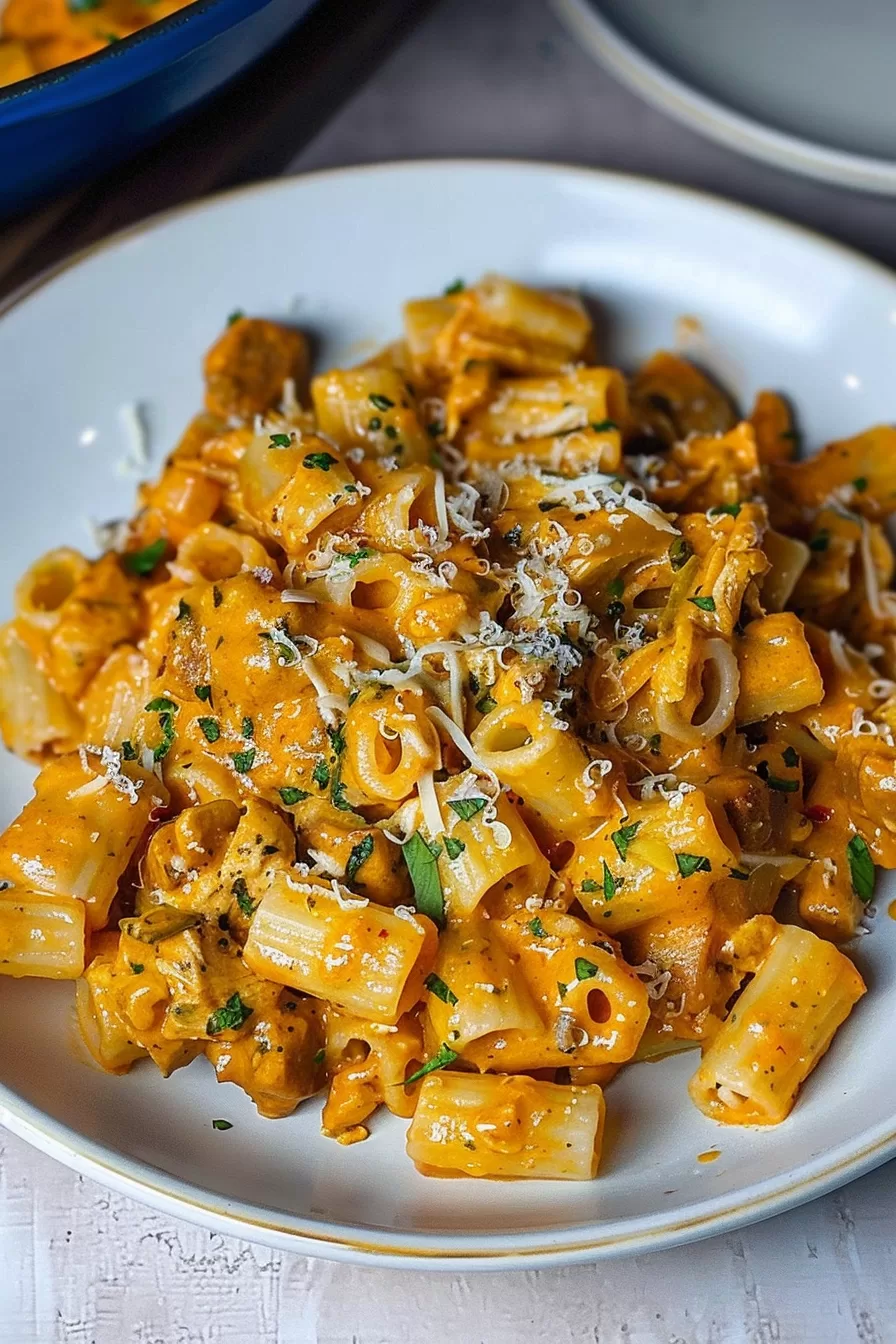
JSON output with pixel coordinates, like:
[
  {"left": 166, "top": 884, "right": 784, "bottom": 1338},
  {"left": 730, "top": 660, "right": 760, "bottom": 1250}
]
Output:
[
  {"left": 688, "top": 923, "right": 865, "bottom": 1125},
  {"left": 311, "top": 367, "right": 431, "bottom": 463},
  {"left": 406, "top": 1073, "right": 606, "bottom": 1180},
  {"left": 77, "top": 936, "right": 147, "bottom": 1072},
  {"left": 415, "top": 770, "right": 550, "bottom": 918},
  {"left": 14, "top": 547, "right": 89, "bottom": 632},
  {"left": 0, "top": 751, "right": 166, "bottom": 930},
  {"left": 422, "top": 919, "right": 543, "bottom": 1053},
  {"left": 471, "top": 700, "right": 597, "bottom": 833},
  {"left": 0, "top": 889, "right": 86, "bottom": 979},
  {"left": 322, "top": 1008, "right": 424, "bottom": 1138},
  {"left": 736, "top": 612, "right": 823, "bottom": 723},
  {"left": 0, "top": 620, "right": 82, "bottom": 757},
  {"left": 341, "top": 685, "right": 442, "bottom": 808},
  {"left": 243, "top": 873, "right": 437, "bottom": 1023}
]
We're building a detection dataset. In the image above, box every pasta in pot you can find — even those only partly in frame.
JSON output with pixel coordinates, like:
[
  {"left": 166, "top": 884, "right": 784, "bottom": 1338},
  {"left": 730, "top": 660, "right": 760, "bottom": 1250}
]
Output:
[{"left": 0, "top": 278, "right": 889, "bottom": 1181}]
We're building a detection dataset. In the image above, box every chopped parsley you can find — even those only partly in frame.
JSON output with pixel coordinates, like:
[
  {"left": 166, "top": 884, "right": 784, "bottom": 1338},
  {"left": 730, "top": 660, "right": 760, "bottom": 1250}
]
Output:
[
  {"left": 345, "top": 548, "right": 371, "bottom": 568},
  {"left": 853, "top": 476, "right": 868, "bottom": 493},
  {"left": 212, "top": 1119, "right": 233, "bottom": 1131},
  {"left": 808, "top": 530, "right": 830, "bottom": 553},
  {"left": 607, "top": 577, "right": 624, "bottom": 599},
  {"left": 227, "top": 309, "right": 245, "bottom": 326},
  {"left": 611, "top": 819, "right": 640, "bottom": 861},
  {"left": 130, "top": 962, "right": 144, "bottom": 975},
  {"left": 312, "top": 759, "right": 330, "bottom": 789},
  {"left": 206, "top": 992, "right": 253, "bottom": 1036},
  {"left": 448, "top": 797, "right": 488, "bottom": 821},
  {"left": 676, "top": 852, "right": 711, "bottom": 878},
  {"left": 198, "top": 717, "right": 220, "bottom": 743},
  {"left": 405, "top": 1043, "right": 458, "bottom": 1086},
  {"left": 121, "top": 739, "right": 137, "bottom": 761},
  {"left": 688, "top": 595, "right": 716, "bottom": 612},
  {"left": 757, "top": 760, "right": 799, "bottom": 792},
  {"left": 176, "top": 598, "right": 191, "bottom": 621},
  {"left": 241, "top": 716, "right": 254, "bottom": 739},
  {"left": 444, "top": 836, "right": 466, "bottom": 861},
  {"left": 668, "top": 537, "right": 693, "bottom": 571},
  {"left": 303, "top": 451, "right": 338, "bottom": 472},
  {"left": 427, "top": 421, "right": 444, "bottom": 437},
  {"left": 709, "top": 502, "right": 741, "bottom": 517},
  {"left": 194, "top": 684, "right": 212, "bottom": 703},
  {"left": 123, "top": 538, "right": 166, "bottom": 576},
  {"left": 581, "top": 878, "right": 599, "bottom": 893},
  {"left": 602, "top": 859, "right": 617, "bottom": 902},
  {"left": 557, "top": 980, "right": 568, "bottom": 1000},
  {"left": 313, "top": 1048, "right": 326, "bottom": 1066},
  {"left": 475, "top": 693, "right": 497, "bottom": 715},
  {"left": 782, "top": 745, "right": 800, "bottom": 768},
  {"left": 232, "top": 877, "right": 256, "bottom": 918},
  {"left": 231, "top": 748, "right": 256, "bottom": 773},
  {"left": 424, "top": 973, "right": 458, "bottom": 1007},
  {"left": 443, "top": 279, "right": 464, "bottom": 295},
  {"left": 279, "top": 786, "right": 310, "bottom": 806},
  {"left": 402, "top": 832, "right": 444, "bottom": 927},
  {"left": 575, "top": 957, "right": 599, "bottom": 981},
  {"left": 368, "top": 393, "right": 394, "bottom": 411},
  {"left": 346, "top": 834, "right": 374, "bottom": 885},
  {"left": 647, "top": 733, "right": 661, "bottom": 754},
  {"left": 528, "top": 916, "right": 547, "bottom": 938},
  {"left": 847, "top": 834, "right": 875, "bottom": 903},
  {"left": 145, "top": 697, "right": 178, "bottom": 761},
  {"left": 269, "top": 432, "right": 292, "bottom": 448},
  {"left": 590, "top": 419, "right": 618, "bottom": 432}
]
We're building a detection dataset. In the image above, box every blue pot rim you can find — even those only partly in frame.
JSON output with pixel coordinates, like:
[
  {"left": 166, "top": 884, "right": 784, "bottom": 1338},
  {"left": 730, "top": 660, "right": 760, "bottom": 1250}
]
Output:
[{"left": 0, "top": 0, "right": 275, "bottom": 126}]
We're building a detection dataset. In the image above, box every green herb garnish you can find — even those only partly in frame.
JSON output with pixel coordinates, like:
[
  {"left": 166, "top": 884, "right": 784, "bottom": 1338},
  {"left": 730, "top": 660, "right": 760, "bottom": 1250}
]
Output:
[
  {"left": 269, "top": 433, "right": 292, "bottom": 448},
  {"left": 847, "top": 834, "right": 875, "bottom": 903},
  {"left": 194, "top": 684, "right": 212, "bottom": 703},
  {"left": 424, "top": 973, "right": 458, "bottom": 1007},
  {"left": 346, "top": 834, "right": 374, "bottom": 885},
  {"left": 528, "top": 916, "right": 547, "bottom": 938},
  {"left": 444, "top": 836, "right": 466, "bottom": 861},
  {"left": 676, "top": 853, "right": 711, "bottom": 878},
  {"left": 212, "top": 1119, "right": 233, "bottom": 1130},
  {"left": 206, "top": 992, "right": 253, "bottom": 1036},
  {"left": 405, "top": 1043, "right": 458, "bottom": 1085},
  {"left": 368, "top": 393, "right": 394, "bottom": 411},
  {"left": 402, "top": 832, "right": 445, "bottom": 927},
  {"left": 688, "top": 595, "right": 716, "bottom": 612},
  {"left": 448, "top": 797, "right": 488, "bottom": 821},
  {"left": 575, "top": 957, "right": 599, "bottom": 981},
  {"left": 123, "top": 538, "right": 166, "bottom": 577},
  {"left": 198, "top": 717, "right": 220, "bottom": 743},
  {"left": 611, "top": 819, "right": 640, "bottom": 861},
  {"left": 279, "top": 786, "right": 309, "bottom": 806},
  {"left": 231, "top": 748, "right": 256, "bottom": 773},
  {"left": 232, "top": 877, "right": 256, "bottom": 918}
]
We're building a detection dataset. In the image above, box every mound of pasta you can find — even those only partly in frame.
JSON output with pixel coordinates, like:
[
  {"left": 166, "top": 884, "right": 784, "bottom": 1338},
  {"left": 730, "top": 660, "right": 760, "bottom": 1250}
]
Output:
[{"left": 0, "top": 275, "right": 889, "bottom": 1180}]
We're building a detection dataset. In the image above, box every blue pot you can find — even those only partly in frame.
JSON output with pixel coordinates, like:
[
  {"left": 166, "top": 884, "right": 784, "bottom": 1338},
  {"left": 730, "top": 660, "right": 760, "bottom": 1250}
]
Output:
[{"left": 0, "top": 0, "right": 316, "bottom": 215}]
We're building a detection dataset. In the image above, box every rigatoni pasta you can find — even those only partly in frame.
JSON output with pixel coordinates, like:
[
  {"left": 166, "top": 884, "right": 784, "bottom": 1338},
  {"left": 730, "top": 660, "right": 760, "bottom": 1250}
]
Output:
[{"left": 0, "top": 275, "right": 885, "bottom": 1181}]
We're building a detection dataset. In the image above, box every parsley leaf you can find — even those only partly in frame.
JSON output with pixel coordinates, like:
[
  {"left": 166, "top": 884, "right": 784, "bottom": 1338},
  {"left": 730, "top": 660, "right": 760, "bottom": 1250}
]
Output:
[
  {"left": 528, "top": 916, "right": 547, "bottom": 938},
  {"left": 443, "top": 279, "right": 464, "bottom": 295},
  {"left": 206, "top": 992, "right": 253, "bottom": 1036},
  {"left": 212, "top": 1119, "right": 233, "bottom": 1130},
  {"left": 227, "top": 309, "right": 244, "bottom": 326},
  {"left": 121, "top": 739, "right": 137, "bottom": 761},
  {"left": 130, "top": 962, "right": 144, "bottom": 975},
  {"left": 313, "top": 1048, "right": 326, "bottom": 1066},
  {"left": 232, "top": 877, "right": 256, "bottom": 918},
  {"left": 405, "top": 1043, "right": 457, "bottom": 1086},
  {"left": 676, "top": 852, "right": 711, "bottom": 878},
  {"left": 231, "top": 748, "right": 256, "bottom": 773},
  {"left": 194, "top": 684, "right": 212, "bottom": 704},
  {"left": 346, "top": 834, "right": 374, "bottom": 885},
  {"left": 602, "top": 859, "right": 617, "bottom": 902},
  {"left": 581, "top": 878, "right": 599, "bottom": 893},
  {"left": 345, "top": 548, "right": 371, "bottom": 568},
  {"left": 709, "top": 502, "right": 741, "bottom": 517},
  {"left": 177, "top": 598, "right": 191, "bottom": 621},
  {"left": 854, "top": 476, "right": 868, "bottom": 493},
  {"left": 242, "top": 716, "right": 254, "bottom": 739},
  {"left": 475, "top": 693, "right": 497, "bottom": 715},
  {"left": 402, "top": 831, "right": 445, "bottom": 927},
  {"left": 808, "top": 530, "right": 830, "bottom": 553},
  {"left": 575, "top": 957, "right": 599, "bottom": 981},
  {"left": 123, "top": 538, "right": 166, "bottom": 576},
  {"left": 424, "top": 973, "right": 458, "bottom": 1006},
  {"left": 279, "top": 786, "right": 309, "bottom": 806},
  {"left": 847, "top": 834, "right": 875, "bottom": 903},
  {"left": 444, "top": 836, "right": 466, "bottom": 860},
  {"left": 668, "top": 537, "right": 693, "bottom": 571},
  {"left": 145, "top": 698, "right": 178, "bottom": 761},
  {"left": 303, "top": 451, "right": 338, "bottom": 472},
  {"left": 269, "top": 432, "right": 292, "bottom": 448},
  {"left": 611, "top": 819, "right": 640, "bottom": 861},
  {"left": 368, "top": 393, "right": 394, "bottom": 411},
  {"left": 557, "top": 980, "right": 568, "bottom": 1000},
  {"left": 447, "top": 797, "right": 487, "bottom": 821},
  {"left": 312, "top": 759, "right": 330, "bottom": 788},
  {"left": 590, "top": 419, "right": 618, "bottom": 432},
  {"left": 198, "top": 717, "right": 220, "bottom": 743},
  {"left": 688, "top": 595, "right": 716, "bottom": 612}
]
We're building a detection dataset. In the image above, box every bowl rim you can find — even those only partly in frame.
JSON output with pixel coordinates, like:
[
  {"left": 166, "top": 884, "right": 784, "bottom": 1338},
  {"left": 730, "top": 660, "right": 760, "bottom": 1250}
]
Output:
[
  {"left": 0, "top": 0, "right": 277, "bottom": 124},
  {"left": 2, "top": 158, "right": 896, "bottom": 1268}
]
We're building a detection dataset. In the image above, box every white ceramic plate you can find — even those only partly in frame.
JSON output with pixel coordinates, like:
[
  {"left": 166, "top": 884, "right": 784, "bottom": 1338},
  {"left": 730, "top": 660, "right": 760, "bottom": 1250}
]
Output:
[
  {"left": 555, "top": 0, "right": 896, "bottom": 195},
  {"left": 1, "top": 161, "right": 896, "bottom": 1269}
]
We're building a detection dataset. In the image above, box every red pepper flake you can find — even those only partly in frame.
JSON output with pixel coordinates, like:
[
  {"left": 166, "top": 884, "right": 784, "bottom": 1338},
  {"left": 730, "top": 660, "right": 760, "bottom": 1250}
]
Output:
[
  {"left": 804, "top": 804, "right": 833, "bottom": 824},
  {"left": 378, "top": 928, "right": 390, "bottom": 938}
]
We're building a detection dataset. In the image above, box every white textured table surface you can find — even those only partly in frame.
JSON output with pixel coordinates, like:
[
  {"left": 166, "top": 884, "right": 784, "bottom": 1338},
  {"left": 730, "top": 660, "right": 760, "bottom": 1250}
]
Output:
[{"left": 6, "top": 1, "right": 896, "bottom": 1339}]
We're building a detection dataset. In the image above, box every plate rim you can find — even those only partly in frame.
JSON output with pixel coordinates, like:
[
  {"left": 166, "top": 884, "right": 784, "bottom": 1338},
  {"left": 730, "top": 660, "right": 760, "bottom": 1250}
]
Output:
[
  {"left": 553, "top": 0, "right": 896, "bottom": 196},
  {"left": 2, "top": 157, "right": 896, "bottom": 1268}
]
